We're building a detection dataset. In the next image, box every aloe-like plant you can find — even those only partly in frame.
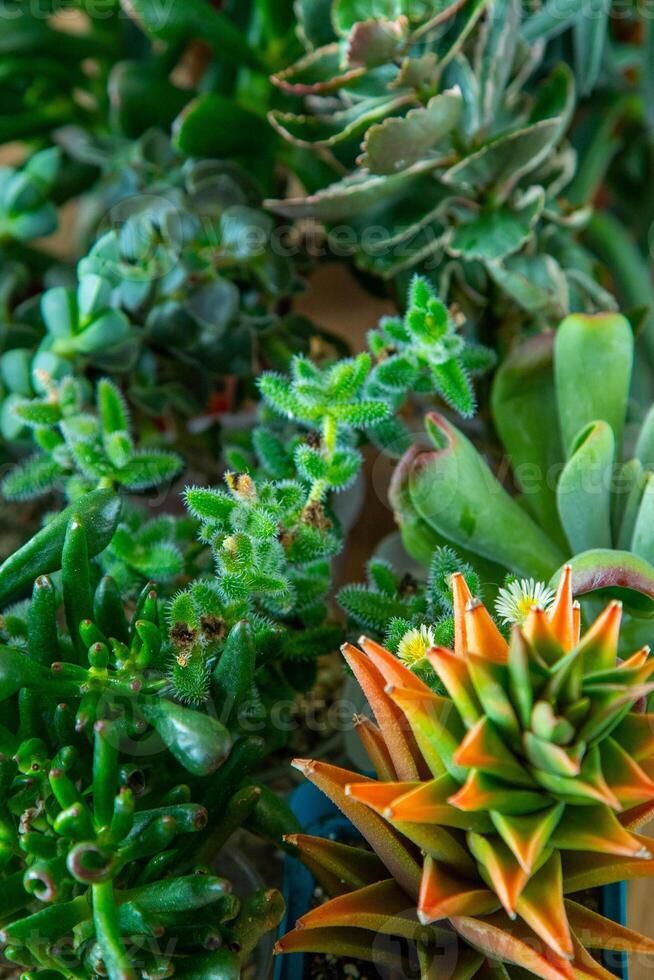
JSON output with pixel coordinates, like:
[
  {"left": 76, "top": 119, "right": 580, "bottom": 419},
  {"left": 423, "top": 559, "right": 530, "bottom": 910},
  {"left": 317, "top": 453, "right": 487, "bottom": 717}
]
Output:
[
  {"left": 392, "top": 309, "right": 654, "bottom": 643},
  {"left": 277, "top": 566, "right": 654, "bottom": 978},
  {"left": 0, "top": 493, "right": 292, "bottom": 979}
]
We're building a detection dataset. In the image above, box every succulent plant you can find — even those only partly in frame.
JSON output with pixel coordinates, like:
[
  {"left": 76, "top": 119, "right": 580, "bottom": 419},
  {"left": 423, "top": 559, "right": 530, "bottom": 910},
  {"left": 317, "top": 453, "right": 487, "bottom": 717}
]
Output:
[
  {"left": 277, "top": 567, "right": 654, "bottom": 978},
  {"left": 0, "top": 148, "right": 60, "bottom": 246},
  {"left": 0, "top": 493, "right": 291, "bottom": 979},
  {"left": 1, "top": 376, "right": 182, "bottom": 508},
  {"left": 391, "top": 309, "right": 654, "bottom": 644},
  {"left": 267, "top": 0, "right": 615, "bottom": 342}
]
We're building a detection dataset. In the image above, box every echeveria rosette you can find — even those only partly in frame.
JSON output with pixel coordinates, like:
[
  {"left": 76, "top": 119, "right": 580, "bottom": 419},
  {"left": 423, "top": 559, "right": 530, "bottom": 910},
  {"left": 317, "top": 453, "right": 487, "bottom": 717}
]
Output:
[
  {"left": 267, "top": 0, "right": 608, "bottom": 339},
  {"left": 391, "top": 310, "right": 654, "bottom": 641},
  {"left": 277, "top": 569, "right": 654, "bottom": 979}
]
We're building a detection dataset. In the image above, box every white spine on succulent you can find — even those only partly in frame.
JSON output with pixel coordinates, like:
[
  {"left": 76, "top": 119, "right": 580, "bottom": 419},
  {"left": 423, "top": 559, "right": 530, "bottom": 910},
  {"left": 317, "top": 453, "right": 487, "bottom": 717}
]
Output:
[
  {"left": 397, "top": 624, "right": 435, "bottom": 667},
  {"left": 495, "top": 578, "right": 555, "bottom": 626}
]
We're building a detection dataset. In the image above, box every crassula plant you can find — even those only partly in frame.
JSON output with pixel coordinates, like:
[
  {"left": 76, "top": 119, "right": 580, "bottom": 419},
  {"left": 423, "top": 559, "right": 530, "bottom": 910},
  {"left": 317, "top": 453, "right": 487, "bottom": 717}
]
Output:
[
  {"left": 392, "top": 309, "right": 654, "bottom": 645},
  {"left": 0, "top": 491, "right": 291, "bottom": 979},
  {"left": 277, "top": 567, "right": 654, "bottom": 978}
]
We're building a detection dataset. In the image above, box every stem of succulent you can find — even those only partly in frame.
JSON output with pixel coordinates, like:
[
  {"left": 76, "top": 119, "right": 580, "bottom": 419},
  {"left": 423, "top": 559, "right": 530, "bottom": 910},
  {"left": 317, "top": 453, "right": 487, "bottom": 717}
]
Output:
[
  {"left": 92, "top": 880, "right": 136, "bottom": 980},
  {"left": 307, "top": 413, "right": 338, "bottom": 505}
]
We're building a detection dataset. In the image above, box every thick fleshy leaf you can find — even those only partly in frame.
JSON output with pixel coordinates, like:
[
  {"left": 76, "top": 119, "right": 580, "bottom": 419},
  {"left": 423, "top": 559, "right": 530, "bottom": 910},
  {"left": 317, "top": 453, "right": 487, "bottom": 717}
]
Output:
[
  {"left": 385, "top": 774, "right": 493, "bottom": 832},
  {"left": 341, "top": 642, "right": 423, "bottom": 780},
  {"left": 353, "top": 714, "right": 396, "bottom": 780},
  {"left": 345, "top": 779, "right": 419, "bottom": 814},
  {"left": 390, "top": 413, "right": 566, "bottom": 580},
  {"left": 554, "top": 312, "right": 633, "bottom": 458},
  {"left": 619, "top": 799, "right": 654, "bottom": 831},
  {"left": 427, "top": 646, "right": 482, "bottom": 727},
  {"left": 465, "top": 655, "right": 520, "bottom": 739},
  {"left": 347, "top": 17, "right": 408, "bottom": 67},
  {"left": 392, "top": 820, "right": 478, "bottom": 877},
  {"left": 449, "top": 771, "right": 547, "bottom": 816},
  {"left": 358, "top": 89, "right": 462, "bottom": 175},
  {"left": 268, "top": 93, "right": 411, "bottom": 148},
  {"left": 418, "top": 855, "right": 499, "bottom": 922},
  {"left": 566, "top": 899, "right": 654, "bottom": 954},
  {"left": 266, "top": 156, "right": 443, "bottom": 222},
  {"left": 531, "top": 745, "right": 620, "bottom": 810},
  {"left": 613, "top": 713, "right": 654, "bottom": 762},
  {"left": 550, "top": 550, "right": 654, "bottom": 616},
  {"left": 523, "top": 606, "right": 565, "bottom": 668},
  {"left": 454, "top": 718, "right": 535, "bottom": 787},
  {"left": 275, "top": 925, "right": 407, "bottom": 969},
  {"left": 468, "top": 833, "right": 530, "bottom": 915},
  {"left": 600, "top": 737, "right": 654, "bottom": 806},
  {"left": 297, "top": 879, "right": 422, "bottom": 939},
  {"left": 451, "top": 571, "right": 473, "bottom": 658},
  {"left": 291, "top": 760, "right": 421, "bottom": 897},
  {"left": 449, "top": 187, "right": 545, "bottom": 262},
  {"left": 449, "top": 913, "right": 574, "bottom": 980},
  {"left": 442, "top": 119, "right": 562, "bottom": 198},
  {"left": 562, "top": 835, "right": 654, "bottom": 891},
  {"left": 629, "top": 472, "right": 654, "bottom": 566},
  {"left": 464, "top": 601, "right": 509, "bottom": 664},
  {"left": 515, "top": 853, "right": 573, "bottom": 960},
  {"left": 386, "top": 684, "right": 466, "bottom": 780},
  {"left": 288, "top": 835, "right": 386, "bottom": 895},
  {"left": 522, "top": 733, "right": 583, "bottom": 778},
  {"left": 490, "top": 331, "right": 564, "bottom": 542},
  {"left": 271, "top": 43, "right": 365, "bottom": 94},
  {"left": 548, "top": 565, "right": 576, "bottom": 653},
  {"left": 358, "top": 635, "right": 433, "bottom": 693},
  {"left": 556, "top": 421, "right": 614, "bottom": 553},
  {"left": 551, "top": 804, "right": 650, "bottom": 858},
  {"left": 490, "top": 805, "right": 565, "bottom": 874}
]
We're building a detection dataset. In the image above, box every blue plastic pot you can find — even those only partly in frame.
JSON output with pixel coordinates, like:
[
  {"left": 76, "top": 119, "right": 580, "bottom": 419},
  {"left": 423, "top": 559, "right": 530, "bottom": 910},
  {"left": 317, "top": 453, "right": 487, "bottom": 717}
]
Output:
[{"left": 275, "top": 783, "right": 629, "bottom": 980}]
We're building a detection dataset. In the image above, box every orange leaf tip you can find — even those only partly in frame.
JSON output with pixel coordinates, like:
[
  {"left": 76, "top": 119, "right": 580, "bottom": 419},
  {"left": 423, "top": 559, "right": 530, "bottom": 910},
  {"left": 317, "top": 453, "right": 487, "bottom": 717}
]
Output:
[{"left": 292, "top": 758, "right": 315, "bottom": 775}]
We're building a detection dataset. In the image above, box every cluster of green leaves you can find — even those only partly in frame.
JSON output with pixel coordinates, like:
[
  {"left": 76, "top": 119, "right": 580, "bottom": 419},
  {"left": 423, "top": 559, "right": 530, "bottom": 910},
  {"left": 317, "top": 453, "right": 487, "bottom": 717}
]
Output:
[
  {"left": 338, "top": 547, "right": 480, "bottom": 681},
  {"left": 163, "top": 277, "right": 493, "bottom": 708},
  {"left": 2, "top": 377, "right": 182, "bottom": 506},
  {"left": 392, "top": 310, "right": 654, "bottom": 648},
  {"left": 268, "top": 0, "right": 621, "bottom": 343},
  {"left": 0, "top": 491, "right": 292, "bottom": 979},
  {"left": 0, "top": 148, "right": 60, "bottom": 246}
]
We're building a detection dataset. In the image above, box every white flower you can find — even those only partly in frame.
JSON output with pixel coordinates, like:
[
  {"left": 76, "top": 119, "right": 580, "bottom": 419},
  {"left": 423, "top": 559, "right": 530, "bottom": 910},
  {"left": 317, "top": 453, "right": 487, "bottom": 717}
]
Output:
[
  {"left": 495, "top": 578, "right": 555, "bottom": 626},
  {"left": 397, "top": 624, "right": 435, "bottom": 667}
]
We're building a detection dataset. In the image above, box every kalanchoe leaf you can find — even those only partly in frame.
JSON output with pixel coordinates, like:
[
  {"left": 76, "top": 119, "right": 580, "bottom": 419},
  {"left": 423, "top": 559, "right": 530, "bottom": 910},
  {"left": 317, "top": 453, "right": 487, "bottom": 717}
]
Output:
[{"left": 358, "top": 89, "right": 462, "bottom": 175}]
